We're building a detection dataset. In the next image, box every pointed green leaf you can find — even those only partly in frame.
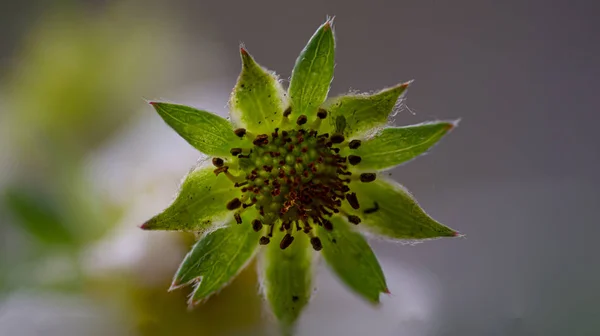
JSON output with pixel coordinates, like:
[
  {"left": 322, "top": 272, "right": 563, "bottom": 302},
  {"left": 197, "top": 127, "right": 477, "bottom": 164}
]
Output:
[
  {"left": 262, "top": 233, "right": 313, "bottom": 331},
  {"left": 170, "top": 209, "right": 259, "bottom": 305},
  {"left": 151, "top": 102, "right": 243, "bottom": 156},
  {"left": 288, "top": 19, "right": 335, "bottom": 120},
  {"left": 318, "top": 216, "right": 388, "bottom": 303},
  {"left": 347, "top": 178, "right": 458, "bottom": 239},
  {"left": 141, "top": 166, "right": 238, "bottom": 232},
  {"left": 229, "top": 48, "right": 287, "bottom": 134},
  {"left": 321, "top": 82, "right": 410, "bottom": 138},
  {"left": 348, "top": 121, "right": 456, "bottom": 170}
]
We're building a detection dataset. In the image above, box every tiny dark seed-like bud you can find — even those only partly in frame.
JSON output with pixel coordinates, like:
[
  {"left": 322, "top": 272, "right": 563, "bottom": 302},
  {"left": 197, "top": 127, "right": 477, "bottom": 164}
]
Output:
[
  {"left": 234, "top": 128, "right": 247, "bottom": 137},
  {"left": 259, "top": 236, "right": 271, "bottom": 245},
  {"left": 226, "top": 198, "right": 242, "bottom": 210},
  {"left": 346, "top": 192, "right": 360, "bottom": 209},
  {"left": 234, "top": 213, "right": 242, "bottom": 224},
  {"left": 296, "top": 115, "right": 308, "bottom": 125},
  {"left": 317, "top": 108, "right": 328, "bottom": 119},
  {"left": 230, "top": 148, "right": 242, "bottom": 156},
  {"left": 310, "top": 237, "right": 323, "bottom": 251},
  {"left": 347, "top": 215, "right": 361, "bottom": 225},
  {"left": 212, "top": 157, "right": 224, "bottom": 167},
  {"left": 283, "top": 106, "right": 292, "bottom": 117},
  {"left": 280, "top": 233, "right": 295, "bottom": 250},
  {"left": 253, "top": 134, "right": 269, "bottom": 146},
  {"left": 360, "top": 173, "right": 377, "bottom": 183},
  {"left": 349, "top": 140, "right": 362, "bottom": 149},
  {"left": 323, "top": 219, "right": 333, "bottom": 231},
  {"left": 348, "top": 155, "right": 362, "bottom": 165},
  {"left": 252, "top": 219, "right": 263, "bottom": 232},
  {"left": 341, "top": 185, "right": 350, "bottom": 192},
  {"left": 331, "top": 133, "right": 345, "bottom": 144}
]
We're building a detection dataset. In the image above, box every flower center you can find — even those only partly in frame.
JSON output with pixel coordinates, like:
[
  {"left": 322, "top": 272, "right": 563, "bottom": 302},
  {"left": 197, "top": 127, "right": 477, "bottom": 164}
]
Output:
[{"left": 213, "top": 109, "right": 376, "bottom": 251}]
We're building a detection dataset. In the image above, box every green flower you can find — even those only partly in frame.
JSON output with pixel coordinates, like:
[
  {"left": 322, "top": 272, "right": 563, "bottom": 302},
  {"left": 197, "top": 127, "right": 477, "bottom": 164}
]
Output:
[{"left": 141, "top": 18, "right": 460, "bottom": 332}]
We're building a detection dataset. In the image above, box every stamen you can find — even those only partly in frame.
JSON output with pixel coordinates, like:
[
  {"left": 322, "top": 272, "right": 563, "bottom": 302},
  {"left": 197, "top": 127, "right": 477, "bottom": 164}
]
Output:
[
  {"left": 330, "top": 133, "right": 345, "bottom": 144},
  {"left": 346, "top": 192, "right": 360, "bottom": 209},
  {"left": 360, "top": 173, "right": 377, "bottom": 183},
  {"left": 283, "top": 106, "right": 292, "bottom": 117},
  {"left": 259, "top": 236, "right": 270, "bottom": 245},
  {"left": 213, "top": 166, "right": 229, "bottom": 176},
  {"left": 348, "top": 140, "right": 361, "bottom": 149},
  {"left": 253, "top": 134, "right": 269, "bottom": 146},
  {"left": 310, "top": 237, "right": 323, "bottom": 251},
  {"left": 317, "top": 108, "right": 328, "bottom": 119},
  {"left": 280, "top": 233, "right": 294, "bottom": 249},
  {"left": 252, "top": 219, "right": 263, "bottom": 232},
  {"left": 348, "top": 155, "right": 362, "bottom": 165},
  {"left": 226, "top": 198, "right": 242, "bottom": 210},
  {"left": 347, "top": 215, "right": 361, "bottom": 224},
  {"left": 234, "top": 213, "right": 242, "bottom": 224},
  {"left": 296, "top": 115, "right": 307, "bottom": 126},
  {"left": 234, "top": 128, "right": 247, "bottom": 138},
  {"left": 212, "top": 157, "right": 224, "bottom": 167},
  {"left": 230, "top": 148, "right": 243, "bottom": 156}
]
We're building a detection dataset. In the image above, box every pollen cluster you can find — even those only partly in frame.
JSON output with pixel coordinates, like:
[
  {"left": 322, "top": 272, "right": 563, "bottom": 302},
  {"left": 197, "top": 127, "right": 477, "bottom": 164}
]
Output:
[{"left": 213, "top": 109, "right": 376, "bottom": 251}]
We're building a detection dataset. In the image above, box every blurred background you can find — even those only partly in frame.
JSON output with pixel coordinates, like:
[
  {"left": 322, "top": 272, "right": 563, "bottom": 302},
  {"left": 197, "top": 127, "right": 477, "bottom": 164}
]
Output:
[{"left": 0, "top": 0, "right": 598, "bottom": 335}]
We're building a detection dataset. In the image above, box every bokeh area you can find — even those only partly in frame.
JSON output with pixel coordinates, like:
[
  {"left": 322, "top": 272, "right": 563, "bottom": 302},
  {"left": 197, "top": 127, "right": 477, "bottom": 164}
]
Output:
[{"left": 1, "top": 1, "right": 598, "bottom": 335}]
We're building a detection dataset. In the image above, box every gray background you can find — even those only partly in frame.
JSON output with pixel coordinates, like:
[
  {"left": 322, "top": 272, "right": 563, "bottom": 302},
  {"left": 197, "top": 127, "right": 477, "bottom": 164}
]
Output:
[{"left": 2, "top": 0, "right": 599, "bottom": 335}]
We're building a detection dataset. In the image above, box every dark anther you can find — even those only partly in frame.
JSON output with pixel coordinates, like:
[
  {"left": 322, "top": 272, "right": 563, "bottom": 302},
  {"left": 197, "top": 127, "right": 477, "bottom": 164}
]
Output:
[
  {"left": 322, "top": 219, "right": 333, "bottom": 231},
  {"left": 230, "top": 148, "right": 243, "bottom": 156},
  {"left": 331, "top": 133, "right": 345, "bottom": 144},
  {"left": 296, "top": 115, "right": 308, "bottom": 125},
  {"left": 272, "top": 128, "right": 279, "bottom": 137},
  {"left": 252, "top": 219, "right": 263, "bottom": 232},
  {"left": 234, "top": 213, "right": 242, "bottom": 224},
  {"left": 283, "top": 106, "right": 292, "bottom": 117},
  {"left": 213, "top": 166, "right": 229, "bottom": 175},
  {"left": 346, "top": 192, "right": 360, "bottom": 209},
  {"left": 212, "top": 157, "right": 224, "bottom": 167},
  {"left": 364, "top": 202, "right": 380, "bottom": 214},
  {"left": 263, "top": 165, "right": 273, "bottom": 172},
  {"left": 259, "top": 236, "right": 270, "bottom": 245},
  {"left": 226, "top": 198, "right": 242, "bottom": 210},
  {"left": 348, "top": 155, "right": 362, "bottom": 165},
  {"left": 360, "top": 173, "right": 377, "bottom": 183},
  {"left": 347, "top": 215, "right": 361, "bottom": 225},
  {"left": 234, "top": 181, "right": 248, "bottom": 187},
  {"left": 318, "top": 133, "right": 329, "bottom": 139},
  {"left": 234, "top": 128, "right": 247, "bottom": 137},
  {"left": 317, "top": 108, "right": 328, "bottom": 119},
  {"left": 341, "top": 185, "right": 350, "bottom": 192},
  {"left": 280, "top": 233, "right": 295, "bottom": 250},
  {"left": 253, "top": 134, "right": 269, "bottom": 146},
  {"left": 349, "top": 139, "right": 362, "bottom": 149},
  {"left": 238, "top": 153, "right": 251, "bottom": 159},
  {"left": 310, "top": 237, "right": 323, "bottom": 251}
]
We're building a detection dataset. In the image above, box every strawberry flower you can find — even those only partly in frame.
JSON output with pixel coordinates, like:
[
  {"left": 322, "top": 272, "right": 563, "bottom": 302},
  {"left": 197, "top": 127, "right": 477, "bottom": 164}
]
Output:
[{"left": 141, "top": 18, "right": 460, "bottom": 333}]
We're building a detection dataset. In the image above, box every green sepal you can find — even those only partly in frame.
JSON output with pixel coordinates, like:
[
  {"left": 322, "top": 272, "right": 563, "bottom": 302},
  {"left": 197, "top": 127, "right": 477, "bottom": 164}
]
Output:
[
  {"left": 229, "top": 48, "right": 288, "bottom": 134},
  {"left": 347, "top": 121, "right": 456, "bottom": 170},
  {"left": 347, "top": 178, "right": 458, "bottom": 239},
  {"left": 262, "top": 232, "right": 313, "bottom": 332},
  {"left": 288, "top": 19, "right": 335, "bottom": 120},
  {"left": 141, "top": 165, "right": 238, "bottom": 232},
  {"left": 150, "top": 102, "right": 244, "bottom": 157},
  {"left": 318, "top": 216, "right": 388, "bottom": 303},
  {"left": 321, "top": 82, "right": 410, "bottom": 138},
  {"left": 169, "top": 209, "right": 259, "bottom": 306}
]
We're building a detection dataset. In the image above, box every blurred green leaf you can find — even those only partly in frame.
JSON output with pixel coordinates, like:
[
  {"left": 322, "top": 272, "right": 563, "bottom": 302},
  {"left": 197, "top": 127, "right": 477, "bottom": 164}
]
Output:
[
  {"left": 288, "top": 19, "right": 335, "bottom": 120},
  {"left": 3, "top": 187, "right": 74, "bottom": 246}
]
